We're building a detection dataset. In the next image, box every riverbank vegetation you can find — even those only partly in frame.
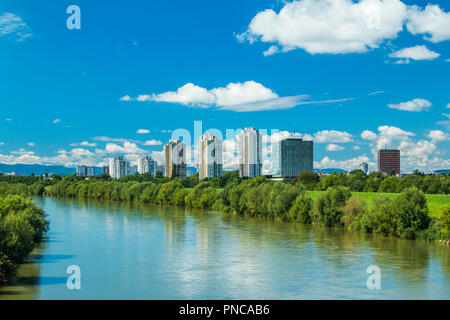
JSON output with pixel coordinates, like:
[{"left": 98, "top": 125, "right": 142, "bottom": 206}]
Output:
[
  {"left": 0, "top": 195, "right": 49, "bottom": 282},
  {"left": 0, "top": 170, "right": 449, "bottom": 242}
]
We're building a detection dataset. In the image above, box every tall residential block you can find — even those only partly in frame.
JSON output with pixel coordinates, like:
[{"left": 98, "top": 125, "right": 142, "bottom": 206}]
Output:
[
  {"left": 137, "top": 155, "right": 156, "bottom": 175},
  {"left": 359, "top": 162, "right": 369, "bottom": 175},
  {"left": 198, "top": 134, "right": 223, "bottom": 180},
  {"left": 378, "top": 149, "right": 400, "bottom": 175},
  {"left": 239, "top": 127, "right": 262, "bottom": 178},
  {"left": 164, "top": 139, "right": 186, "bottom": 178},
  {"left": 109, "top": 156, "right": 130, "bottom": 179},
  {"left": 272, "top": 138, "right": 313, "bottom": 180},
  {"left": 76, "top": 165, "right": 96, "bottom": 176}
]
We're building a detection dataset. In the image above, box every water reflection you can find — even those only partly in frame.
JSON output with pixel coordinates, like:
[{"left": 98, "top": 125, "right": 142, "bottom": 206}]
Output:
[{"left": 0, "top": 197, "right": 448, "bottom": 300}]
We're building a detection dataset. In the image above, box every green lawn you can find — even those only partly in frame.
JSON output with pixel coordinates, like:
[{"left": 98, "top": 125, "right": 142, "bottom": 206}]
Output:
[{"left": 306, "top": 191, "right": 449, "bottom": 218}]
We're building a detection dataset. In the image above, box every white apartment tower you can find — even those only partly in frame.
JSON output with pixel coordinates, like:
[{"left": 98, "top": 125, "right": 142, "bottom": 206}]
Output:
[
  {"left": 109, "top": 156, "right": 130, "bottom": 179},
  {"left": 239, "top": 127, "right": 262, "bottom": 178},
  {"left": 198, "top": 134, "right": 223, "bottom": 180},
  {"left": 137, "top": 156, "right": 156, "bottom": 175},
  {"left": 164, "top": 139, "right": 187, "bottom": 178}
]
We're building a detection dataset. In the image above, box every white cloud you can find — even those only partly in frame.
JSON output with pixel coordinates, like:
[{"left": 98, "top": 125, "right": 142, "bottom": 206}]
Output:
[
  {"left": 4, "top": 118, "right": 12, "bottom": 122},
  {"left": 105, "top": 142, "right": 146, "bottom": 154},
  {"left": 143, "top": 139, "right": 163, "bottom": 146},
  {"left": 0, "top": 142, "right": 4, "bottom": 146},
  {"left": 315, "top": 155, "right": 374, "bottom": 171},
  {"left": 70, "top": 141, "right": 97, "bottom": 147},
  {"left": 136, "top": 129, "right": 150, "bottom": 134},
  {"left": 122, "top": 81, "right": 353, "bottom": 112},
  {"left": 369, "top": 90, "right": 386, "bottom": 95},
  {"left": 427, "top": 130, "right": 449, "bottom": 143},
  {"left": 361, "top": 130, "right": 378, "bottom": 141},
  {"left": 326, "top": 143, "right": 345, "bottom": 151},
  {"left": 0, "top": 12, "right": 32, "bottom": 41},
  {"left": 352, "top": 145, "right": 361, "bottom": 150},
  {"left": 27, "top": 142, "right": 35, "bottom": 147},
  {"left": 238, "top": 1, "right": 450, "bottom": 56},
  {"left": 388, "top": 98, "right": 431, "bottom": 112},
  {"left": 389, "top": 45, "right": 440, "bottom": 61},
  {"left": 406, "top": 4, "right": 450, "bottom": 43},
  {"left": 92, "top": 136, "right": 133, "bottom": 143},
  {"left": 237, "top": 0, "right": 408, "bottom": 54},
  {"left": 263, "top": 45, "right": 279, "bottom": 56},
  {"left": 368, "top": 125, "right": 415, "bottom": 156},
  {"left": 52, "top": 118, "right": 61, "bottom": 124},
  {"left": 119, "top": 95, "right": 132, "bottom": 101},
  {"left": 446, "top": 103, "right": 450, "bottom": 109},
  {"left": 314, "top": 130, "right": 353, "bottom": 143}
]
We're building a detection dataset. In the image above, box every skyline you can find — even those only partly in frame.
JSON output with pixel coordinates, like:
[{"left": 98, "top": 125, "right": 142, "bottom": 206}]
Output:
[{"left": 1, "top": 0, "right": 449, "bottom": 173}]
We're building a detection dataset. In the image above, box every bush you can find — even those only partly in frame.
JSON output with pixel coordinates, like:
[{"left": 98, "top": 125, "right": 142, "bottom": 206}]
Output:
[
  {"left": 393, "top": 187, "right": 430, "bottom": 239},
  {"left": 312, "top": 186, "right": 351, "bottom": 227},
  {"left": 0, "top": 195, "right": 49, "bottom": 282},
  {"left": 437, "top": 207, "right": 450, "bottom": 240},
  {"left": 341, "top": 196, "right": 367, "bottom": 228},
  {"left": 287, "top": 192, "right": 312, "bottom": 223}
]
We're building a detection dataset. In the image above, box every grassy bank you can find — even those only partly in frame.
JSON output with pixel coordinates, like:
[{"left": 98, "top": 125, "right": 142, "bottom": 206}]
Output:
[{"left": 307, "top": 191, "right": 450, "bottom": 218}]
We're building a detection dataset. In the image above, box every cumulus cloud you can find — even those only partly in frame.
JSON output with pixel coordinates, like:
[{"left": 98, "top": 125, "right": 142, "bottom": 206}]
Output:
[
  {"left": 53, "top": 118, "right": 61, "bottom": 124},
  {"left": 0, "top": 12, "right": 32, "bottom": 41},
  {"left": 360, "top": 125, "right": 448, "bottom": 172},
  {"left": 104, "top": 142, "right": 146, "bottom": 154},
  {"left": 326, "top": 143, "right": 345, "bottom": 151},
  {"left": 70, "top": 141, "right": 97, "bottom": 147},
  {"left": 361, "top": 130, "right": 378, "bottom": 141},
  {"left": 427, "top": 130, "right": 449, "bottom": 143},
  {"left": 389, "top": 45, "right": 440, "bottom": 62},
  {"left": 263, "top": 45, "right": 280, "bottom": 56},
  {"left": 143, "top": 139, "right": 163, "bottom": 146},
  {"left": 237, "top": 0, "right": 408, "bottom": 54},
  {"left": 313, "top": 130, "right": 353, "bottom": 143},
  {"left": 237, "top": 0, "right": 450, "bottom": 55},
  {"left": 388, "top": 98, "right": 432, "bottom": 112},
  {"left": 406, "top": 4, "right": 450, "bottom": 43},
  {"left": 121, "top": 81, "right": 353, "bottom": 112},
  {"left": 314, "top": 155, "right": 374, "bottom": 171},
  {"left": 136, "top": 129, "right": 150, "bottom": 134}
]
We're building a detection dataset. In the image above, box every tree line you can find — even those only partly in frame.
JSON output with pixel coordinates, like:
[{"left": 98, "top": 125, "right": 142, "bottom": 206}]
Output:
[{"left": 17, "top": 171, "right": 446, "bottom": 242}]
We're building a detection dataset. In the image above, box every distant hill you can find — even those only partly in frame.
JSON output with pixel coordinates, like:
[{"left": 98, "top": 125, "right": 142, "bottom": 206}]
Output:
[
  {"left": 314, "top": 168, "right": 347, "bottom": 174},
  {"left": 434, "top": 169, "right": 450, "bottom": 175},
  {"left": 0, "top": 164, "right": 76, "bottom": 176}
]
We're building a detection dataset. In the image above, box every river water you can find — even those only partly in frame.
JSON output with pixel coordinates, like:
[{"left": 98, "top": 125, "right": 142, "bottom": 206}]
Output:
[{"left": 0, "top": 197, "right": 449, "bottom": 299}]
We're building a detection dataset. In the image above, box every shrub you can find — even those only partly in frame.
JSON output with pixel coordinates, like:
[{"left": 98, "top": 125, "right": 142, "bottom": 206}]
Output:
[
  {"left": 287, "top": 192, "right": 312, "bottom": 224},
  {"left": 394, "top": 187, "right": 430, "bottom": 239},
  {"left": 312, "top": 186, "right": 351, "bottom": 227},
  {"left": 341, "top": 196, "right": 367, "bottom": 228}
]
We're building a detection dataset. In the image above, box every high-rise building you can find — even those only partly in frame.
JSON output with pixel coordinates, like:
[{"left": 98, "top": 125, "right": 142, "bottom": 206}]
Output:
[
  {"left": 378, "top": 149, "right": 400, "bottom": 175},
  {"left": 76, "top": 165, "right": 96, "bottom": 176},
  {"left": 109, "top": 156, "right": 130, "bottom": 179},
  {"left": 137, "top": 156, "right": 156, "bottom": 175},
  {"left": 198, "top": 134, "right": 223, "bottom": 180},
  {"left": 164, "top": 139, "right": 186, "bottom": 178},
  {"left": 272, "top": 137, "right": 313, "bottom": 179},
  {"left": 239, "top": 127, "right": 262, "bottom": 178},
  {"left": 102, "top": 166, "right": 109, "bottom": 175},
  {"left": 359, "top": 162, "right": 369, "bottom": 175}
]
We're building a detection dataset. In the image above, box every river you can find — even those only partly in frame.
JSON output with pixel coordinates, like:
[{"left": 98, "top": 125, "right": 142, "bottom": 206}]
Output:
[{"left": 0, "top": 197, "right": 449, "bottom": 299}]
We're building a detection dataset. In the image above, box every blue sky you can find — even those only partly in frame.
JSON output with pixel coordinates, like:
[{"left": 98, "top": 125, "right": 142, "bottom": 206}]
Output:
[{"left": 0, "top": 0, "right": 449, "bottom": 173}]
